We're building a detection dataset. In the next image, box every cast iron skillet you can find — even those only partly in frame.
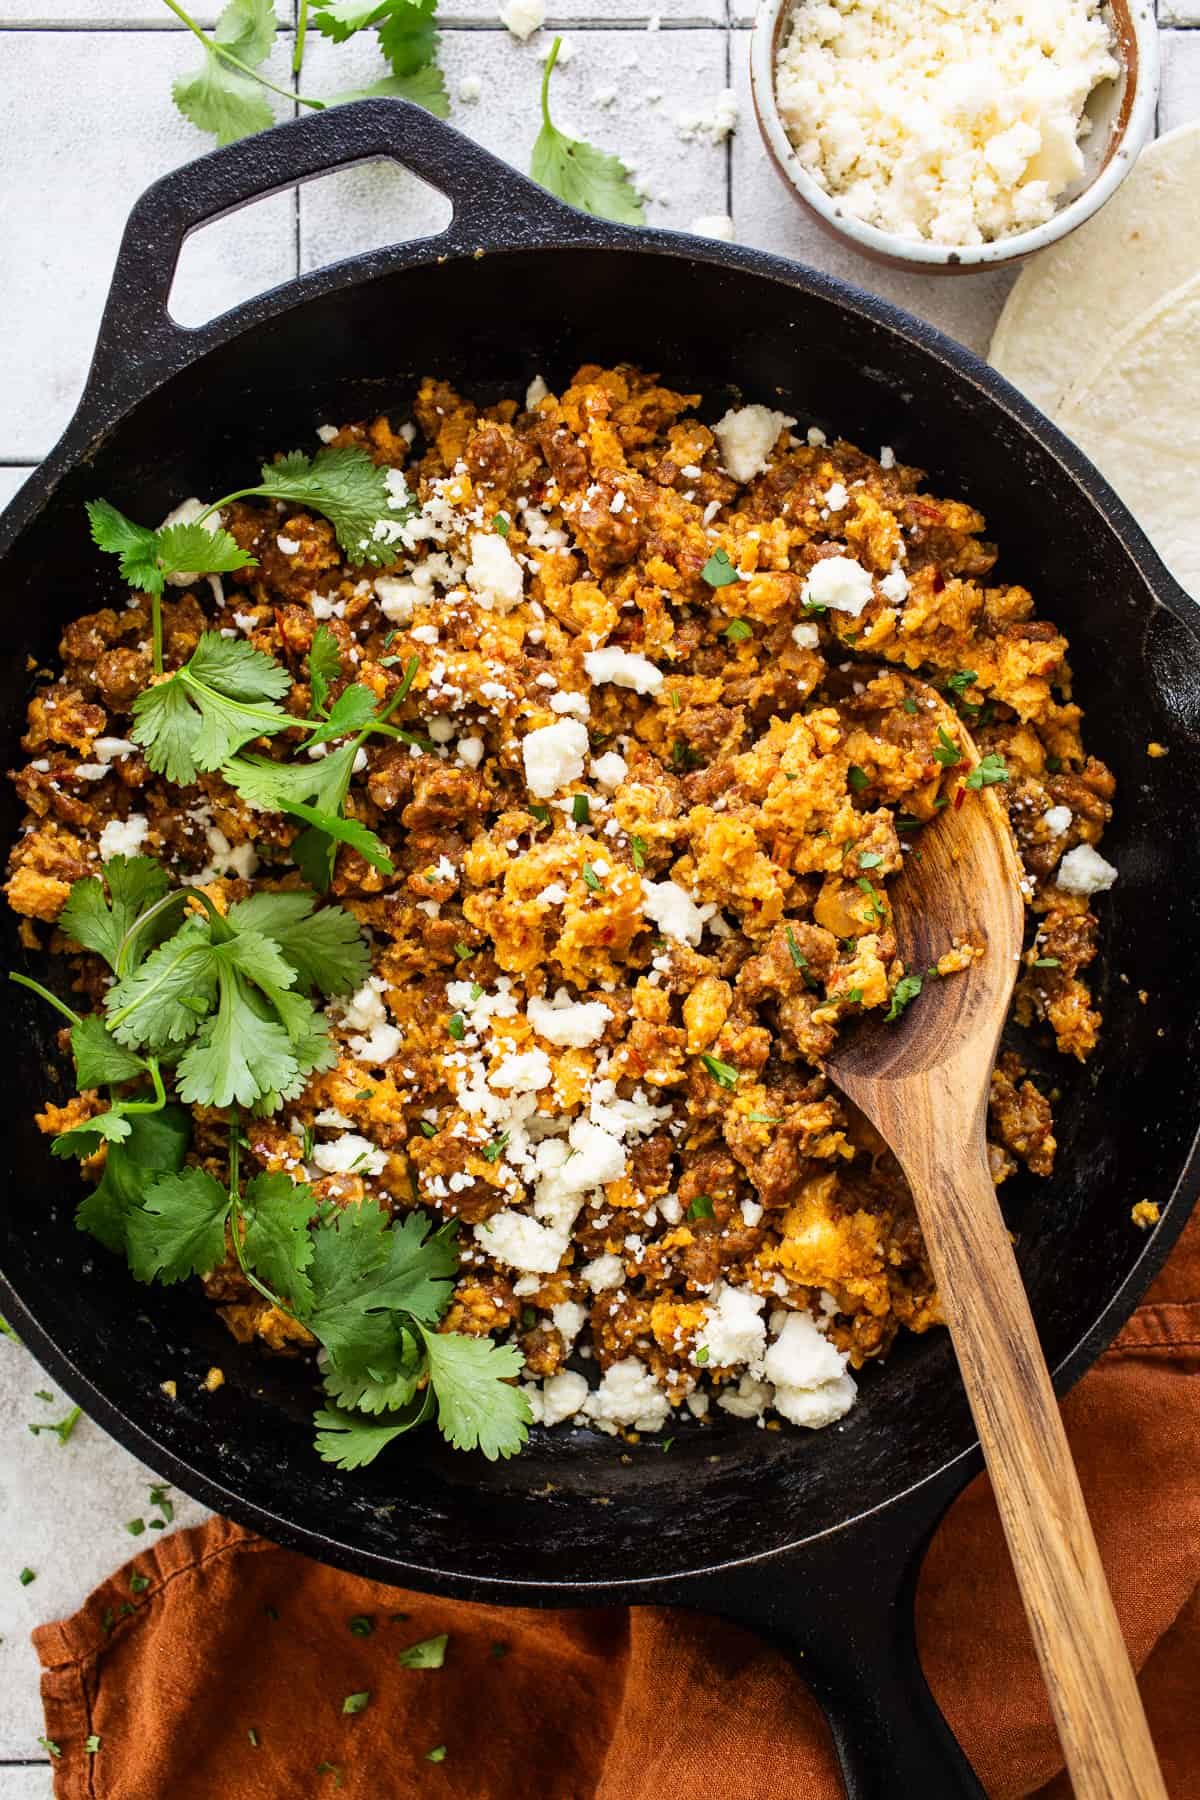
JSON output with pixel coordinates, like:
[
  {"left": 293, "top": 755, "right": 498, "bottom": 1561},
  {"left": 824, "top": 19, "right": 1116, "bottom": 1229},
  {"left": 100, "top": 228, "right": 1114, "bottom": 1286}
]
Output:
[{"left": 2, "top": 102, "right": 1199, "bottom": 1798}]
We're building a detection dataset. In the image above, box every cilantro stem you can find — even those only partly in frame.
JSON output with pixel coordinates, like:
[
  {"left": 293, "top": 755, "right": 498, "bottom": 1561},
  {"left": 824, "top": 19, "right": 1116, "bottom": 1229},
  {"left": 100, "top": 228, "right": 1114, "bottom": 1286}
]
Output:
[
  {"left": 157, "top": 0, "right": 326, "bottom": 112},
  {"left": 119, "top": 1058, "right": 166, "bottom": 1114},
  {"left": 152, "top": 595, "right": 163, "bottom": 677},
  {"left": 113, "top": 885, "right": 220, "bottom": 976},
  {"left": 540, "top": 35, "right": 562, "bottom": 129},
  {"left": 226, "top": 1112, "right": 303, "bottom": 1320},
  {"left": 294, "top": 0, "right": 309, "bottom": 76},
  {"left": 8, "top": 972, "right": 82, "bottom": 1028}
]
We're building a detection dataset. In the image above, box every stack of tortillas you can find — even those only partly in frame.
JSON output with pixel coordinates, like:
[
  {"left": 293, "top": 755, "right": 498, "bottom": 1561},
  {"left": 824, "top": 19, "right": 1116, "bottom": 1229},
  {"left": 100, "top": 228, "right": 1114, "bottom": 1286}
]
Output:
[{"left": 990, "top": 121, "right": 1200, "bottom": 596}]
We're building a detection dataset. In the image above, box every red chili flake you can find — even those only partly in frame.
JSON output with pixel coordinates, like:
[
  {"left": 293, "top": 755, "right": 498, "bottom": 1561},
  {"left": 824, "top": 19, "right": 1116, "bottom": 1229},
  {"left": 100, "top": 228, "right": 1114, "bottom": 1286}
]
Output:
[
  {"left": 913, "top": 500, "right": 943, "bottom": 523},
  {"left": 953, "top": 785, "right": 966, "bottom": 810}
]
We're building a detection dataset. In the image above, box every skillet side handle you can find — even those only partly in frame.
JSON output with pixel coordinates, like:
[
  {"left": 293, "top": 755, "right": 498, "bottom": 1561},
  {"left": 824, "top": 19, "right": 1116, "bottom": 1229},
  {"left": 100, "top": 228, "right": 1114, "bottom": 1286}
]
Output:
[
  {"left": 684, "top": 1467, "right": 985, "bottom": 1799},
  {"left": 81, "top": 100, "right": 593, "bottom": 412}
]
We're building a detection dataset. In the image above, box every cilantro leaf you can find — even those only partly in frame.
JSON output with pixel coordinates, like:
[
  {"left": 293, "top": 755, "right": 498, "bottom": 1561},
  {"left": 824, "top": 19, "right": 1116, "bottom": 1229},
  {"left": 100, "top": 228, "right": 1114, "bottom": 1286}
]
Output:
[
  {"left": 420, "top": 1330, "right": 530, "bottom": 1460},
  {"left": 932, "top": 726, "right": 963, "bottom": 770},
  {"left": 59, "top": 855, "right": 176, "bottom": 975},
  {"left": 155, "top": 521, "right": 258, "bottom": 583},
  {"left": 239, "top": 1171, "right": 317, "bottom": 1312},
  {"left": 105, "top": 918, "right": 219, "bottom": 1050},
  {"left": 172, "top": 0, "right": 278, "bottom": 147},
  {"left": 70, "top": 1016, "right": 148, "bottom": 1089},
  {"left": 76, "top": 1106, "right": 191, "bottom": 1255},
  {"left": 322, "top": 1320, "right": 426, "bottom": 1414},
  {"left": 132, "top": 633, "right": 293, "bottom": 785},
  {"left": 254, "top": 447, "right": 409, "bottom": 565},
  {"left": 175, "top": 968, "right": 301, "bottom": 1109},
  {"left": 309, "top": 624, "right": 342, "bottom": 713},
  {"left": 226, "top": 890, "right": 371, "bottom": 994},
  {"left": 304, "top": 684, "right": 380, "bottom": 747},
  {"left": 311, "top": 0, "right": 388, "bottom": 39},
  {"left": 377, "top": 0, "right": 439, "bottom": 77},
  {"left": 226, "top": 741, "right": 358, "bottom": 818},
  {"left": 530, "top": 38, "right": 644, "bottom": 225},
  {"left": 282, "top": 800, "right": 394, "bottom": 883},
  {"left": 126, "top": 1167, "right": 230, "bottom": 1285},
  {"left": 334, "top": 67, "right": 450, "bottom": 117},
  {"left": 314, "top": 1397, "right": 433, "bottom": 1471},
  {"left": 85, "top": 503, "right": 166, "bottom": 596},
  {"left": 51, "top": 1109, "right": 133, "bottom": 1159}
]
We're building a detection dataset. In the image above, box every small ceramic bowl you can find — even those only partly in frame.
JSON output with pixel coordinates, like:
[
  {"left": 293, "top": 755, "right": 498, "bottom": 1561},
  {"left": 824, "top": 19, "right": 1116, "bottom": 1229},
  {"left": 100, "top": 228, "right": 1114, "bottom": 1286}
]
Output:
[{"left": 749, "top": 0, "right": 1160, "bottom": 273}]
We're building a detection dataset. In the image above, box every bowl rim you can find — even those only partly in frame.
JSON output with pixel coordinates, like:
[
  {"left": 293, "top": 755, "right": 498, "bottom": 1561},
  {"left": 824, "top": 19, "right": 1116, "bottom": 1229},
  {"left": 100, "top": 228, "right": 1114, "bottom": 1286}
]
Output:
[{"left": 749, "top": 0, "right": 1161, "bottom": 270}]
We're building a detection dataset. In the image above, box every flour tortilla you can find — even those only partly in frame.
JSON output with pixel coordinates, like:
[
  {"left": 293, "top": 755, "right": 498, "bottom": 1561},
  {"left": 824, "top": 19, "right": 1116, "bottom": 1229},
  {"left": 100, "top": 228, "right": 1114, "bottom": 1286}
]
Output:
[
  {"left": 989, "top": 122, "right": 1200, "bottom": 417},
  {"left": 1057, "top": 268, "right": 1200, "bottom": 596}
]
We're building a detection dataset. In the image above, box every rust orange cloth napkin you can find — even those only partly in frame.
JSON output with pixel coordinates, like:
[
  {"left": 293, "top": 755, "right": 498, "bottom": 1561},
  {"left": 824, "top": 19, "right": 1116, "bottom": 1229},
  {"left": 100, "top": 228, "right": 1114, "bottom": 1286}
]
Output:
[{"left": 34, "top": 1214, "right": 1200, "bottom": 1799}]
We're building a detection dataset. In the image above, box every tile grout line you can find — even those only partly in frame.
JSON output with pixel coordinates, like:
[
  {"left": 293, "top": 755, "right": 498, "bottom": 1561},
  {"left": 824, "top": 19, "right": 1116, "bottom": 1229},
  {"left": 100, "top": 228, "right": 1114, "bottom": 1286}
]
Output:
[{"left": 0, "top": 16, "right": 733, "bottom": 29}]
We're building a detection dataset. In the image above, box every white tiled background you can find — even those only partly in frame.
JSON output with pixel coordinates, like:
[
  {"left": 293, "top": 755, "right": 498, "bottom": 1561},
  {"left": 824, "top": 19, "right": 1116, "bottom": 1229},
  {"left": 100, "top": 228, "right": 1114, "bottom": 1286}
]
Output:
[{"left": 0, "top": 0, "right": 1197, "bottom": 1786}]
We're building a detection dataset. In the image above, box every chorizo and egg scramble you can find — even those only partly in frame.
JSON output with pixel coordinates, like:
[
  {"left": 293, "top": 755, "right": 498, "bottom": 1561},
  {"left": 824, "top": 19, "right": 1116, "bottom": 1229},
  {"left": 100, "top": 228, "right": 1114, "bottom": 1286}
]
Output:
[{"left": 4, "top": 365, "right": 1117, "bottom": 1463}]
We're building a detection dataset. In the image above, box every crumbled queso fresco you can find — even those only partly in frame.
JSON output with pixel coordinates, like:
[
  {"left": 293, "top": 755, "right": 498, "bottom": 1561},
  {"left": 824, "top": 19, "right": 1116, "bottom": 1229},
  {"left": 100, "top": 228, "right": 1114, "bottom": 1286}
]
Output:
[
  {"left": 7, "top": 366, "right": 1118, "bottom": 1441},
  {"left": 775, "top": 0, "right": 1120, "bottom": 245}
]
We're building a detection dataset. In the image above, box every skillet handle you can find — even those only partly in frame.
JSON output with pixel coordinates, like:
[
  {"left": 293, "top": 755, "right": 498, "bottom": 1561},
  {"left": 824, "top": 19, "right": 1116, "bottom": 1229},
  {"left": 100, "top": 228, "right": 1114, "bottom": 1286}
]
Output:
[
  {"left": 81, "top": 100, "right": 591, "bottom": 409},
  {"left": 682, "top": 1465, "right": 986, "bottom": 1798}
]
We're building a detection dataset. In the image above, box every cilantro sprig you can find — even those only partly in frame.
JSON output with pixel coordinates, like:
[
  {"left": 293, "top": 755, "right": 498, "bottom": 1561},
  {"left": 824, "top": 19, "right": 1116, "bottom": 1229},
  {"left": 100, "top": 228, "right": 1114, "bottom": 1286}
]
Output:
[
  {"left": 87, "top": 443, "right": 415, "bottom": 671},
  {"left": 531, "top": 37, "right": 645, "bottom": 225}
]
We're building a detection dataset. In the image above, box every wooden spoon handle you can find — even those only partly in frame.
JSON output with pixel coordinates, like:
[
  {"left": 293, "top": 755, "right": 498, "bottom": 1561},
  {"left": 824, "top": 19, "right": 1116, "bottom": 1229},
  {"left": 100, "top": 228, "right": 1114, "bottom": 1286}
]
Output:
[{"left": 909, "top": 1142, "right": 1166, "bottom": 1799}]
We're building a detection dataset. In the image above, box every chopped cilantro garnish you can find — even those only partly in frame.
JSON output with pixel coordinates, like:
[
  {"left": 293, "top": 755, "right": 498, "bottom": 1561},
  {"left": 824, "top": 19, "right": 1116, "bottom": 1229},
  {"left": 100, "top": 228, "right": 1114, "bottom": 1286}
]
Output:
[
  {"left": 348, "top": 1616, "right": 374, "bottom": 1637},
  {"left": 896, "top": 814, "right": 922, "bottom": 832},
  {"left": 700, "top": 1053, "right": 738, "bottom": 1088},
  {"left": 528, "top": 804, "right": 552, "bottom": 826},
  {"left": 130, "top": 1572, "right": 150, "bottom": 1594},
  {"left": 885, "top": 973, "right": 923, "bottom": 1022},
  {"left": 630, "top": 835, "right": 647, "bottom": 871},
  {"left": 724, "top": 618, "right": 753, "bottom": 642},
  {"left": 482, "top": 1131, "right": 510, "bottom": 1164},
  {"left": 397, "top": 1632, "right": 449, "bottom": 1669},
  {"left": 847, "top": 764, "right": 870, "bottom": 792},
  {"left": 418, "top": 1120, "right": 437, "bottom": 1138},
  {"left": 701, "top": 548, "right": 739, "bottom": 588},
  {"left": 965, "top": 752, "right": 1010, "bottom": 789},
  {"left": 746, "top": 1111, "right": 782, "bottom": 1123},
  {"left": 846, "top": 987, "right": 864, "bottom": 1005},
  {"left": 901, "top": 695, "right": 919, "bottom": 715},
  {"left": 695, "top": 1346, "right": 710, "bottom": 1365},
  {"left": 453, "top": 941, "right": 474, "bottom": 960},
  {"left": 447, "top": 1012, "right": 466, "bottom": 1041},
  {"left": 932, "top": 726, "right": 962, "bottom": 769},
  {"left": 1033, "top": 956, "right": 1061, "bottom": 968},
  {"left": 1046, "top": 755, "right": 1063, "bottom": 773},
  {"left": 342, "top": 1691, "right": 370, "bottom": 1715},
  {"left": 27, "top": 1406, "right": 82, "bottom": 1445},
  {"left": 316, "top": 1764, "right": 344, "bottom": 1788},
  {"left": 855, "top": 877, "right": 886, "bottom": 923},
  {"left": 785, "top": 926, "right": 807, "bottom": 971},
  {"left": 126, "top": 1518, "right": 146, "bottom": 1536},
  {"left": 572, "top": 793, "right": 591, "bottom": 825},
  {"left": 582, "top": 862, "right": 603, "bottom": 891},
  {"left": 19, "top": 1567, "right": 35, "bottom": 1586},
  {"left": 85, "top": 1735, "right": 102, "bottom": 1754},
  {"left": 426, "top": 1746, "right": 448, "bottom": 1763},
  {"left": 945, "top": 669, "right": 978, "bottom": 696},
  {"left": 687, "top": 1194, "right": 715, "bottom": 1220},
  {"left": 38, "top": 1737, "right": 62, "bottom": 1759},
  {"left": 858, "top": 851, "right": 883, "bottom": 869},
  {"left": 248, "top": 1728, "right": 260, "bottom": 1748},
  {"left": 494, "top": 512, "right": 510, "bottom": 538}
]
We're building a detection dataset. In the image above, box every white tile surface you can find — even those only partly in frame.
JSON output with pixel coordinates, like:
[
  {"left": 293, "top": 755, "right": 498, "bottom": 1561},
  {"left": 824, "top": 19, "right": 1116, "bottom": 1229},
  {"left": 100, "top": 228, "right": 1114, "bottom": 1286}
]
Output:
[
  {"left": 0, "top": 30, "right": 297, "bottom": 458},
  {"left": 1160, "top": 28, "right": 1200, "bottom": 128},
  {"left": 0, "top": 1337, "right": 210, "bottom": 1761},
  {"left": 299, "top": 25, "right": 731, "bottom": 264},
  {"left": 0, "top": 468, "right": 31, "bottom": 511},
  {"left": 0, "top": 1771, "right": 53, "bottom": 1800}
]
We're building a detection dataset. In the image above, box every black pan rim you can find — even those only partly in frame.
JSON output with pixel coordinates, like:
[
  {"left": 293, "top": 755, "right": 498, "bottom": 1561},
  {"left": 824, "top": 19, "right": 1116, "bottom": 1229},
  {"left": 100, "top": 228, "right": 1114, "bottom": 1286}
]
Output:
[{"left": 2, "top": 111, "right": 1199, "bottom": 1601}]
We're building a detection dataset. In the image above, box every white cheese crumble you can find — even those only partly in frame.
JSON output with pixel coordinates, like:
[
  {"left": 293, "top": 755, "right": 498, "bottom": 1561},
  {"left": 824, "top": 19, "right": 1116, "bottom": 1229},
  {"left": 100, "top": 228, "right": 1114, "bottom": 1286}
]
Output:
[
  {"left": 466, "top": 531, "right": 524, "bottom": 611},
  {"left": 1043, "top": 805, "right": 1073, "bottom": 835},
  {"left": 525, "top": 374, "right": 550, "bottom": 410},
  {"left": 277, "top": 535, "right": 300, "bottom": 556},
  {"left": 490, "top": 1048, "right": 553, "bottom": 1092},
  {"left": 522, "top": 718, "right": 590, "bottom": 797},
  {"left": 641, "top": 878, "right": 712, "bottom": 948},
  {"left": 675, "top": 87, "right": 739, "bottom": 145},
  {"left": 775, "top": 0, "right": 1119, "bottom": 246},
  {"left": 764, "top": 1311, "right": 857, "bottom": 1429},
  {"left": 525, "top": 1370, "right": 589, "bottom": 1426},
  {"left": 712, "top": 405, "right": 797, "bottom": 483},
  {"left": 457, "top": 736, "right": 484, "bottom": 768},
  {"left": 581, "top": 1252, "right": 625, "bottom": 1292},
  {"left": 824, "top": 482, "right": 849, "bottom": 511},
  {"left": 879, "top": 564, "right": 909, "bottom": 604},
  {"left": 312, "top": 1134, "right": 388, "bottom": 1177},
  {"left": 582, "top": 646, "right": 664, "bottom": 695},
  {"left": 1056, "top": 842, "right": 1117, "bottom": 895},
  {"left": 98, "top": 815, "right": 149, "bottom": 861},
  {"left": 791, "top": 621, "right": 821, "bottom": 649},
  {"left": 801, "top": 555, "right": 875, "bottom": 616},
  {"left": 582, "top": 1358, "right": 671, "bottom": 1434},
  {"left": 528, "top": 988, "right": 610, "bottom": 1047},
  {"left": 458, "top": 74, "right": 482, "bottom": 102},
  {"left": 699, "top": 1283, "right": 767, "bottom": 1370},
  {"left": 590, "top": 751, "right": 628, "bottom": 789},
  {"left": 690, "top": 213, "right": 736, "bottom": 241},
  {"left": 500, "top": 0, "right": 543, "bottom": 38}
]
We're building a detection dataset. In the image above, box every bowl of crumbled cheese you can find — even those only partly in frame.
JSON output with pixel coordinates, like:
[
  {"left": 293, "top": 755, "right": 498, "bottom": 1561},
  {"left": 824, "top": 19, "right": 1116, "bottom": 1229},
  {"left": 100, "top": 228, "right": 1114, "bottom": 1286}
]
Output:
[{"left": 750, "top": 0, "right": 1159, "bottom": 270}]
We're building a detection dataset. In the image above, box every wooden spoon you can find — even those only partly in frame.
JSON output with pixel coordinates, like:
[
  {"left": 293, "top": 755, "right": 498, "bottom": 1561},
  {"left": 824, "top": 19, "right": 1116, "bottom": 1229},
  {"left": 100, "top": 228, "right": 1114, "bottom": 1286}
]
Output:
[{"left": 824, "top": 696, "right": 1165, "bottom": 1799}]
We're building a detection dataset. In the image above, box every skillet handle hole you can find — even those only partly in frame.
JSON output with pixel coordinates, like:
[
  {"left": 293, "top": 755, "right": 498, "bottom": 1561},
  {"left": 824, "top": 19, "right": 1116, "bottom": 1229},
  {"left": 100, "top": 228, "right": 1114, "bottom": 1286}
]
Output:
[{"left": 168, "top": 161, "right": 454, "bottom": 331}]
